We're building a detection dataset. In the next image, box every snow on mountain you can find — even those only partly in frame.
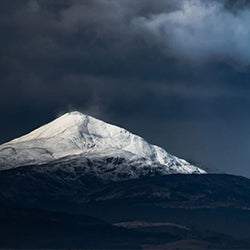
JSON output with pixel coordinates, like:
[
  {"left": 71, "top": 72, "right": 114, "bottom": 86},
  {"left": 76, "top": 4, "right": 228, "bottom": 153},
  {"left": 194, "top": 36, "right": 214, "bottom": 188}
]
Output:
[{"left": 0, "top": 111, "right": 206, "bottom": 180}]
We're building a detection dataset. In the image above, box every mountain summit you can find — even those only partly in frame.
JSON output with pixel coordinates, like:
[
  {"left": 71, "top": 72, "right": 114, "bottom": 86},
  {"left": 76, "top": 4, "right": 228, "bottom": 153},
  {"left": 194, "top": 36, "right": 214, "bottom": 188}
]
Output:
[{"left": 0, "top": 111, "right": 205, "bottom": 180}]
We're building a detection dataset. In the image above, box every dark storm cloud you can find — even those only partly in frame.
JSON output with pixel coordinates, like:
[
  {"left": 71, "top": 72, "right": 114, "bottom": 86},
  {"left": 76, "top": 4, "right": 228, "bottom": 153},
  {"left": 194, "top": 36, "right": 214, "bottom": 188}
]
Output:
[{"left": 1, "top": 0, "right": 250, "bottom": 177}]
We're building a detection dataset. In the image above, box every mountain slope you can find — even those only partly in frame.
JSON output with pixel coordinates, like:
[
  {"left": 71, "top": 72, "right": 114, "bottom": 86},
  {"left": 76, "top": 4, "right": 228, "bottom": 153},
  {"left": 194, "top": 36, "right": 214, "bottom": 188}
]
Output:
[
  {"left": 0, "top": 111, "right": 205, "bottom": 180},
  {"left": 0, "top": 163, "right": 249, "bottom": 248},
  {"left": 0, "top": 166, "right": 248, "bottom": 210},
  {"left": 0, "top": 203, "right": 142, "bottom": 249},
  {"left": 2, "top": 201, "right": 249, "bottom": 249}
]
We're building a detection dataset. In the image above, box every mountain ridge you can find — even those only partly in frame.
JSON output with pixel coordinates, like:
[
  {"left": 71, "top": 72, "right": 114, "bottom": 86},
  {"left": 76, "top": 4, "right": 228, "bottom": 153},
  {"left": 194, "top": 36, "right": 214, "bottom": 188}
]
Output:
[{"left": 0, "top": 111, "right": 205, "bottom": 179}]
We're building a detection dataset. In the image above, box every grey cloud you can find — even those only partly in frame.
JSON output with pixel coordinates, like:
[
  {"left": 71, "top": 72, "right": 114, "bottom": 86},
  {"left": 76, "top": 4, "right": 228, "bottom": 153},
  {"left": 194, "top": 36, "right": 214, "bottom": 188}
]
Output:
[
  {"left": 134, "top": 0, "right": 250, "bottom": 65},
  {"left": 4, "top": 0, "right": 250, "bottom": 66}
]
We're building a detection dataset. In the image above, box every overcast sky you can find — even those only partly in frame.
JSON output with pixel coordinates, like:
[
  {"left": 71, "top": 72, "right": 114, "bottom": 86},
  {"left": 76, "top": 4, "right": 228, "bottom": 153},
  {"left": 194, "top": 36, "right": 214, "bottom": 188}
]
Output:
[{"left": 1, "top": 0, "right": 250, "bottom": 177}]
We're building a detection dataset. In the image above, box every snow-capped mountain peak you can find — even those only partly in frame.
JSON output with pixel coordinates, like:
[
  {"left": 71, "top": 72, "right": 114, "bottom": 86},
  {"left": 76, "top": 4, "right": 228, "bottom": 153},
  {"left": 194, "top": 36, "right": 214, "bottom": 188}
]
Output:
[
  {"left": 0, "top": 111, "right": 206, "bottom": 179},
  {"left": 9, "top": 111, "right": 102, "bottom": 144}
]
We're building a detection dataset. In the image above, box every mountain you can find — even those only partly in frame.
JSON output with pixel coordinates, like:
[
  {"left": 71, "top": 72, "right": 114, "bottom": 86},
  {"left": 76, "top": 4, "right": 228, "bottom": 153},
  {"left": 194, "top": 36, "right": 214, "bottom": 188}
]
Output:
[
  {"left": 1, "top": 112, "right": 250, "bottom": 249},
  {"left": 0, "top": 111, "right": 205, "bottom": 181}
]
